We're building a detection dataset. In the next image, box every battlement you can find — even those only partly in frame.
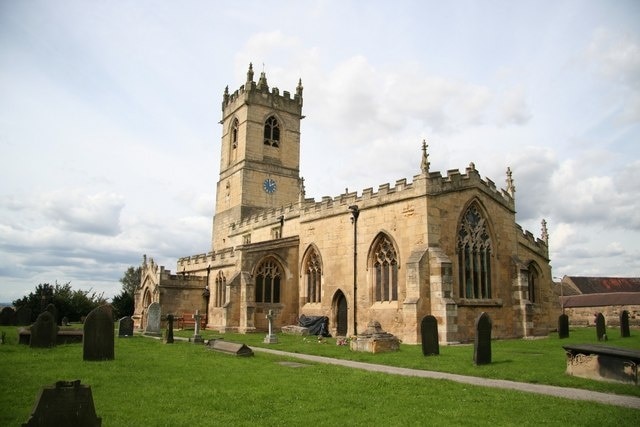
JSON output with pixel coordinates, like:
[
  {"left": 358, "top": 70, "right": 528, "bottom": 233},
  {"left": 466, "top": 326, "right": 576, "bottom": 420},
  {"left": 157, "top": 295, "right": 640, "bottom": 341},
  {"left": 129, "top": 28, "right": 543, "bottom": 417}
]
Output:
[
  {"left": 222, "top": 63, "right": 303, "bottom": 115},
  {"left": 427, "top": 163, "right": 514, "bottom": 209},
  {"left": 232, "top": 204, "right": 299, "bottom": 232},
  {"left": 516, "top": 223, "right": 548, "bottom": 256},
  {"left": 177, "top": 247, "right": 236, "bottom": 270}
]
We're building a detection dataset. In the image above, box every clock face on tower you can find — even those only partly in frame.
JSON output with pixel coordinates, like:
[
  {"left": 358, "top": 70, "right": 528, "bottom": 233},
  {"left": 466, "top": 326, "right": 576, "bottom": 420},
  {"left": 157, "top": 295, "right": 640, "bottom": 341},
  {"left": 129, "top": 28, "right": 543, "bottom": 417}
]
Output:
[{"left": 263, "top": 178, "right": 277, "bottom": 194}]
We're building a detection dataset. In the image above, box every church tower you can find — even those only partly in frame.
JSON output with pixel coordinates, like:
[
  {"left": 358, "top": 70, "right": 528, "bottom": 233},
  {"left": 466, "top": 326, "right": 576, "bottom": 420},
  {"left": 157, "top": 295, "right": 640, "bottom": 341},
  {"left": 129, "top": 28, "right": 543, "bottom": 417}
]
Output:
[{"left": 212, "top": 64, "right": 304, "bottom": 250}]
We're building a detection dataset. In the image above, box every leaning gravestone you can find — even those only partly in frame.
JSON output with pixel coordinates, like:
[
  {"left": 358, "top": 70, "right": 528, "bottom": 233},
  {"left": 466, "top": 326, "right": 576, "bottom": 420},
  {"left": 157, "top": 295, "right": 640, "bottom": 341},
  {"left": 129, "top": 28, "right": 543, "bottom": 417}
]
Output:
[
  {"left": 558, "top": 314, "right": 569, "bottom": 339},
  {"left": 620, "top": 310, "right": 630, "bottom": 338},
  {"left": 83, "top": 305, "right": 114, "bottom": 361},
  {"left": 0, "top": 306, "right": 16, "bottom": 325},
  {"left": 473, "top": 312, "right": 492, "bottom": 365},
  {"left": 22, "top": 380, "right": 101, "bottom": 426},
  {"left": 144, "top": 303, "right": 161, "bottom": 337},
  {"left": 164, "top": 314, "right": 174, "bottom": 344},
  {"left": 595, "top": 312, "right": 606, "bottom": 341},
  {"left": 421, "top": 315, "right": 439, "bottom": 356},
  {"left": 45, "top": 303, "right": 58, "bottom": 325},
  {"left": 30, "top": 311, "right": 58, "bottom": 348},
  {"left": 118, "top": 316, "right": 134, "bottom": 337},
  {"left": 15, "top": 306, "right": 32, "bottom": 326}
]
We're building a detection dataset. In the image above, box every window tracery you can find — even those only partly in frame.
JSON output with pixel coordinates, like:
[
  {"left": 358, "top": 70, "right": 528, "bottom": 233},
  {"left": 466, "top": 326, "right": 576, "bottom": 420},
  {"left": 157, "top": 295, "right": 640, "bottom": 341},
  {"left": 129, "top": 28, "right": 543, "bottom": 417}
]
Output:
[
  {"left": 255, "top": 258, "right": 281, "bottom": 303},
  {"left": 305, "top": 249, "right": 322, "bottom": 303},
  {"left": 457, "top": 204, "right": 493, "bottom": 299},
  {"left": 263, "top": 116, "right": 280, "bottom": 147},
  {"left": 372, "top": 236, "right": 398, "bottom": 302}
]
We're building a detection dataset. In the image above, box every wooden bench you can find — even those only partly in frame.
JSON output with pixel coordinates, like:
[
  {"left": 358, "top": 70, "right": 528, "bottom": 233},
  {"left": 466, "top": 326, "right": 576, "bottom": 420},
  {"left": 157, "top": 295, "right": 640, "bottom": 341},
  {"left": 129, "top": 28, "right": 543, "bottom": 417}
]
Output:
[
  {"left": 176, "top": 313, "right": 207, "bottom": 330},
  {"left": 563, "top": 344, "right": 640, "bottom": 386}
]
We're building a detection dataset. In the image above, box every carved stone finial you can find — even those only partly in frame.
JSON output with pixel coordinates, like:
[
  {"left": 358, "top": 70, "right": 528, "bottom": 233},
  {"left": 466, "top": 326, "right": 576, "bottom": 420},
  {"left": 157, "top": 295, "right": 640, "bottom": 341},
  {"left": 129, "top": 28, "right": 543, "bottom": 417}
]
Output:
[
  {"left": 296, "top": 78, "right": 303, "bottom": 96},
  {"left": 299, "top": 177, "right": 306, "bottom": 202},
  {"left": 257, "top": 71, "right": 269, "bottom": 91},
  {"left": 541, "top": 219, "right": 549, "bottom": 245},
  {"left": 420, "top": 139, "right": 430, "bottom": 174},
  {"left": 246, "top": 63, "right": 254, "bottom": 83},
  {"left": 469, "top": 162, "right": 476, "bottom": 171},
  {"left": 143, "top": 254, "right": 147, "bottom": 266},
  {"left": 223, "top": 85, "right": 229, "bottom": 106},
  {"left": 506, "top": 167, "right": 515, "bottom": 197}
]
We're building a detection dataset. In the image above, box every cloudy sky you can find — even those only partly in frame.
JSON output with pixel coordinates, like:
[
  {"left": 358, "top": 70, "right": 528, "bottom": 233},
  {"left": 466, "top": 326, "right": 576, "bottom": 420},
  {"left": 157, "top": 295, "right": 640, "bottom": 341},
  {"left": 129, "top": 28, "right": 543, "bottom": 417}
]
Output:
[{"left": 1, "top": 0, "right": 639, "bottom": 303}]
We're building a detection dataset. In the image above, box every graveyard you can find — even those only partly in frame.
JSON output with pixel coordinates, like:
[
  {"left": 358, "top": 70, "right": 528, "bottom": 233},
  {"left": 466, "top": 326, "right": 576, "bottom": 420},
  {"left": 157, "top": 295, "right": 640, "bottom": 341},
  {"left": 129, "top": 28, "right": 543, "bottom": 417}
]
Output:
[{"left": 1, "top": 320, "right": 639, "bottom": 425}]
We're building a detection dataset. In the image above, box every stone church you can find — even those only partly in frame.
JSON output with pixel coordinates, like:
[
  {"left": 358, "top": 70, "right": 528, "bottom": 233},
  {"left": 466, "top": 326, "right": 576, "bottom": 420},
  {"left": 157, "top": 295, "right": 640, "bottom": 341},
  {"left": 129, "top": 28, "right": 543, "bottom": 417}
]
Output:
[{"left": 133, "top": 64, "right": 555, "bottom": 344}]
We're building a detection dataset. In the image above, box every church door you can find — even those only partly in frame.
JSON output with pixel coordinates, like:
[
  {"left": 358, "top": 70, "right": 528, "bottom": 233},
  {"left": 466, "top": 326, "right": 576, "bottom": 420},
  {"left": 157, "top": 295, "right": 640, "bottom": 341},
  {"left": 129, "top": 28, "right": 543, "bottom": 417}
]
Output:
[{"left": 335, "top": 291, "right": 348, "bottom": 336}]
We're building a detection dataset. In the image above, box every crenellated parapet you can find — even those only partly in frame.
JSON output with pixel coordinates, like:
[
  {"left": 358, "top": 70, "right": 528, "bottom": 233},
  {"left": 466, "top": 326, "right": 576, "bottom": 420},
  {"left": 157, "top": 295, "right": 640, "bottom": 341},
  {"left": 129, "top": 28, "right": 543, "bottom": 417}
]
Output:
[
  {"left": 177, "top": 247, "right": 236, "bottom": 271},
  {"left": 222, "top": 63, "right": 303, "bottom": 118},
  {"left": 426, "top": 163, "right": 514, "bottom": 210},
  {"left": 516, "top": 223, "right": 549, "bottom": 258}
]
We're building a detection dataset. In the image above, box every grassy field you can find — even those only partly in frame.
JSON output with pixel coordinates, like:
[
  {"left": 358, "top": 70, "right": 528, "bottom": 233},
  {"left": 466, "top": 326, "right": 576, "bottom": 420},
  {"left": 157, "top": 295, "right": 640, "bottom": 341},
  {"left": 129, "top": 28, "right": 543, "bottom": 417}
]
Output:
[{"left": 0, "top": 326, "right": 638, "bottom": 426}]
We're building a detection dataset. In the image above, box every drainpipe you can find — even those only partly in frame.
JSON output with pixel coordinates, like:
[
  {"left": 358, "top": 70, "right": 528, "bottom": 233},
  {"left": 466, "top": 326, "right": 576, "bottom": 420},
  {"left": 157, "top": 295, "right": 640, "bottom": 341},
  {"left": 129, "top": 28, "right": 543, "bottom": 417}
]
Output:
[{"left": 349, "top": 205, "right": 360, "bottom": 336}]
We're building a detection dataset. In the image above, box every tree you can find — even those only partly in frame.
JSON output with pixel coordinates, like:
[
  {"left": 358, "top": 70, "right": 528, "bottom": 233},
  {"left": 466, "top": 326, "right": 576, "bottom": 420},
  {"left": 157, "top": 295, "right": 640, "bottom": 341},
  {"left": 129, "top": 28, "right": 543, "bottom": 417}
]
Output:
[
  {"left": 111, "top": 266, "right": 141, "bottom": 319},
  {"left": 12, "top": 282, "right": 106, "bottom": 323}
]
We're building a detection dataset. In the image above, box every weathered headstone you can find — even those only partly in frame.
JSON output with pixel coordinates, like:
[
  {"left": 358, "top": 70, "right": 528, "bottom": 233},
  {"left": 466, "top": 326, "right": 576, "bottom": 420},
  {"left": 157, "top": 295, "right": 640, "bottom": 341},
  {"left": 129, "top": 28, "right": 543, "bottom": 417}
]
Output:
[
  {"left": 30, "top": 311, "right": 58, "bottom": 348},
  {"left": 15, "top": 306, "right": 32, "bottom": 326},
  {"left": 421, "top": 315, "right": 439, "bottom": 356},
  {"left": 595, "top": 312, "right": 606, "bottom": 341},
  {"left": 620, "top": 310, "right": 630, "bottom": 338},
  {"left": 558, "top": 314, "right": 569, "bottom": 339},
  {"left": 61, "top": 316, "right": 70, "bottom": 326},
  {"left": 473, "top": 312, "right": 492, "bottom": 365},
  {"left": 192, "top": 310, "right": 204, "bottom": 343},
  {"left": 164, "top": 314, "right": 174, "bottom": 344},
  {"left": 83, "top": 305, "right": 114, "bottom": 361},
  {"left": 264, "top": 309, "right": 278, "bottom": 344},
  {"left": 22, "top": 380, "right": 101, "bottom": 426},
  {"left": 118, "top": 316, "right": 134, "bottom": 337},
  {"left": 144, "top": 302, "right": 161, "bottom": 336},
  {"left": 45, "top": 303, "right": 58, "bottom": 325},
  {"left": 0, "top": 306, "right": 16, "bottom": 325}
]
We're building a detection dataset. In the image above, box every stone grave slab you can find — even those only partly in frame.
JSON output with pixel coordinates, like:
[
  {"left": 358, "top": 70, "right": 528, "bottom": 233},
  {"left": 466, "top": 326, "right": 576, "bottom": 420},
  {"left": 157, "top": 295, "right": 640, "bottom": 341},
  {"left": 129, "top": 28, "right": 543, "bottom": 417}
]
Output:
[
  {"left": 558, "top": 314, "right": 569, "bottom": 339},
  {"left": 83, "top": 305, "right": 114, "bottom": 361},
  {"left": 164, "top": 314, "right": 174, "bottom": 344},
  {"left": 206, "top": 339, "right": 254, "bottom": 356},
  {"left": 621, "top": 310, "right": 630, "bottom": 338},
  {"left": 45, "top": 303, "right": 58, "bottom": 325},
  {"left": 0, "top": 306, "right": 16, "bottom": 325},
  {"left": 595, "top": 312, "right": 606, "bottom": 341}
]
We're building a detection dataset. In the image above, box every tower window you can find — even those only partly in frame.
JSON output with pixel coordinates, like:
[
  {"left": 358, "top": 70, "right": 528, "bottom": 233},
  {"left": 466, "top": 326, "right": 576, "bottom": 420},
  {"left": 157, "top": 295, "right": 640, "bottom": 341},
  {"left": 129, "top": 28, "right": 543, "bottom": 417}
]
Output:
[
  {"left": 264, "top": 116, "right": 280, "bottom": 147},
  {"left": 231, "top": 119, "right": 239, "bottom": 149},
  {"left": 457, "top": 204, "right": 493, "bottom": 299}
]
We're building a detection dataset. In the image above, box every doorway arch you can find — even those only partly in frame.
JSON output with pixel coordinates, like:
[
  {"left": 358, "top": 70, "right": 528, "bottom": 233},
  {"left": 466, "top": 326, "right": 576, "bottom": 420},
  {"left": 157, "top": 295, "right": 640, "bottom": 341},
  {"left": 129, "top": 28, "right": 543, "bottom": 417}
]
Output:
[{"left": 333, "top": 290, "right": 348, "bottom": 336}]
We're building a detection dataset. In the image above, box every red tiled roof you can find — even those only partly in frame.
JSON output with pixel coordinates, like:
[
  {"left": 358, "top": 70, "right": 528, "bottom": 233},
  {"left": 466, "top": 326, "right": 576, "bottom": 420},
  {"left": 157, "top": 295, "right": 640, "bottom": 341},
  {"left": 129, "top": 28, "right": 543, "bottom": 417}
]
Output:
[
  {"left": 566, "top": 277, "right": 640, "bottom": 294},
  {"left": 561, "top": 292, "right": 640, "bottom": 308}
]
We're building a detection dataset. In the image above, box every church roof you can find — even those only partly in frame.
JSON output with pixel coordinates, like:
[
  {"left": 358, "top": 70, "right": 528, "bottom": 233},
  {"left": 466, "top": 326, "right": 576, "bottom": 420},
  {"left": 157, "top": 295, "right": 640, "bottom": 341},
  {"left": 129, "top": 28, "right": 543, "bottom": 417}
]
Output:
[{"left": 564, "top": 276, "right": 640, "bottom": 294}]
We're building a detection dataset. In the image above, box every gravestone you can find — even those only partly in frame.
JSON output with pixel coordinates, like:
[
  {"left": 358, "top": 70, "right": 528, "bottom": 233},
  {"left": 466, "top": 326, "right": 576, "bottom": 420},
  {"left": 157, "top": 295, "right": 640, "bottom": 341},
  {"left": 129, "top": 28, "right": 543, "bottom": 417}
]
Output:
[
  {"left": 45, "top": 303, "right": 58, "bottom": 325},
  {"left": 473, "top": 312, "right": 492, "bottom": 365},
  {"left": 30, "top": 311, "right": 58, "bottom": 348},
  {"left": 558, "top": 314, "right": 569, "bottom": 339},
  {"left": 421, "top": 315, "right": 439, "bottom": 356},
  {"left": 15, "top": 306, "right": 32, "bottom": 326},
  {"left": 118, "top": 316, "right": 134, "bottom": 337},
  {"left": 144, "top": 302, "right": 161, "bottom": 336},
  {"left": 0, "top": 306, "right": 16, "bottom": 325},
  {"left": 164, "top": 314, "right": 174, "bottom": 344},
  {"left": 595, "top": 312, "right": 606, "bottom": 341},
  {"left": 22, "top": 380, "right": 101, "bottom": 426},
  {"left": 620, "top": 310, "right": 630, "bottom": 338},
  {"left": 192, "top": 310, "right": 204, "bottom": 343},
  {"left": 83, "top": 305, "right": 114, "bottom": 361},
  {"left": 61, "top": 316, "right": 69, "bottom": 326},
  {"left": 264, "top": 309, "right": 278, "bottom": 344}
]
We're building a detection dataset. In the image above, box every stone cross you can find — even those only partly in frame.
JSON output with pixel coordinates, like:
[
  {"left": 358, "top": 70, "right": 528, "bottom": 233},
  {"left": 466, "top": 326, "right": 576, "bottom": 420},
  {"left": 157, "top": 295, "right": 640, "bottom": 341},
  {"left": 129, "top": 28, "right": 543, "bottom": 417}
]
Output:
[
  {"left": 192, "top": 310, "right": 203, "bottom": 344},
  {"left": 263, "top": 309, "right": 278, "bottom": 344}
]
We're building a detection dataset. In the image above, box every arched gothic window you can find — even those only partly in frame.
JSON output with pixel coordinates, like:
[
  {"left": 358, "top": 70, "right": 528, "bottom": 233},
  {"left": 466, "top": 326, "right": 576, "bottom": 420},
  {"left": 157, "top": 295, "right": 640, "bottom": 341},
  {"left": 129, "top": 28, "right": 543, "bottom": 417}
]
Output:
[
  {"left": 372, "top": 235, "right": 398, "bottom": 302},
  {"left": 457, "top": 204, "right": 493, "bottom": 299},
  {"left": 527, "top": 263, "right": 539, "bottom": 303},
  {"left": 215, "top": 271, "right": 226, "bottom": 307},
  {"left": 305, "top": 249, "right": 322, "bottom": 303},
  {"left": 255, "top": 258, "right": 281, "bottom": 303},
  {"left": 231, "top": 118, "right": 239, "bottom": 149},
  {"left": 263, "top": 116, "right": 280, "bottom": 147}
]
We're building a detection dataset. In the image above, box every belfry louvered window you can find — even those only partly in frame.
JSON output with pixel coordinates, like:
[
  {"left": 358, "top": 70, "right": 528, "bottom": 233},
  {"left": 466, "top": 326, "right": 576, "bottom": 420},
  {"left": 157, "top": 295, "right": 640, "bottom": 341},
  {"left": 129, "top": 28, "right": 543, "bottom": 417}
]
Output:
[
  {"left": 457, "top": 204, "right": 493, "bottom": 299},
  {"left": 263, "top": 116, "right": 280, "bottom": 147}
]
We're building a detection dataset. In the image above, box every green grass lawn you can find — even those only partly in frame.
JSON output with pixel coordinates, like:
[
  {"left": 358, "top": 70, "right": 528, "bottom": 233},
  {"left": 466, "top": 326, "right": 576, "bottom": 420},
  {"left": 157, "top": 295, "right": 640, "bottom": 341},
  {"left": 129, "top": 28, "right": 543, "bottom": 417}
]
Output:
[{"left": 1, "top": 326, "right": 638, "bottom": 426}]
